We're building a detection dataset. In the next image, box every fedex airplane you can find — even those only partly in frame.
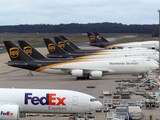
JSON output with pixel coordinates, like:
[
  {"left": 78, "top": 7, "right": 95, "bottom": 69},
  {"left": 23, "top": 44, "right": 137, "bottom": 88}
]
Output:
[
  {"left": 87, "top": 32, "right": 159, "bottom": 50},
  {"left": 4, "top": 41, "right": 158, "bottom": 80},
  {"left": 0, "top": 88, "right": 102, "bottom": 120}
]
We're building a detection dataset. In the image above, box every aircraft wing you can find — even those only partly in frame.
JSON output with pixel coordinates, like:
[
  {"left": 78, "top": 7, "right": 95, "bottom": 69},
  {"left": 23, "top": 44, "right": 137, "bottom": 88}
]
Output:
[{"left": 5, "top": 62, "right": 28, "bottom": 66}]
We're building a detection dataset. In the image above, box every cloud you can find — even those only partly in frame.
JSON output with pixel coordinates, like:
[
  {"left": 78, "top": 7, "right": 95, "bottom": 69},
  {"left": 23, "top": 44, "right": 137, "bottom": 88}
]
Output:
[{"left": 0, "top": 0, "right": 159, "bottom": 25}]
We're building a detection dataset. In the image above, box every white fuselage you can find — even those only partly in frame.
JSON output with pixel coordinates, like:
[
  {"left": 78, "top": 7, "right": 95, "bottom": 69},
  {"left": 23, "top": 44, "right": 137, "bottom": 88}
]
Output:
[
  {"left": 79, "top": 51, "right": 159, "bottom": 61},
  {"left": 0, "top": 88, "right": 102, "bottom": 114},
  {"left": 95, "top": 48, "right": 157, "bottom": 53},
  {"left": 91, "top": 49, "right": 158, "bottom": 55},
  {"left": 106, "top": 41, "right": 159, "bottom": 50},
  {"left": 40, "top": 57, "right": 158, "bottom": 75}
]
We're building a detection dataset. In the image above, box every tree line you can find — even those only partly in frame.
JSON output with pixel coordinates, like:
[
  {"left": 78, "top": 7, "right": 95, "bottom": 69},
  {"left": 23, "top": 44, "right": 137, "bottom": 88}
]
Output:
[{"left": 0, "top": 22, "right": 159, "bottom": 36}]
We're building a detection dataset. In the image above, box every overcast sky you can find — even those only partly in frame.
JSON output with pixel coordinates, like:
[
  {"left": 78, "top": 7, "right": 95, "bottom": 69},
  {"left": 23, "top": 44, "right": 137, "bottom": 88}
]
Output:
[{"left": 0, "top": 0, "right": 159, "bottom": 25}]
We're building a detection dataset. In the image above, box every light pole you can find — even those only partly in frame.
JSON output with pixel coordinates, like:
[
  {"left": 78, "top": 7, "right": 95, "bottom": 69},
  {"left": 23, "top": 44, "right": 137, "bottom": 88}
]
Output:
[
  {"left": 158, "top": 9, "right": 160, "bottom": 90},
  {"left": 158, "top": 9, "right": 160, "bottom": 41}
]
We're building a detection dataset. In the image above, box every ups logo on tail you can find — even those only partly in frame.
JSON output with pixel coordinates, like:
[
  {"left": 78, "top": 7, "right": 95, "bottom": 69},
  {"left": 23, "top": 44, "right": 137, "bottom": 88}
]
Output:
[
  {"left": 24, "top": 46, "right": 32, "bottom": 55},
  {"left": 90, "top": 35, "right": 95, "bottom": 42},
  {"left": 64, "top": 40, "right": 70, "bottom": 45},
  {"left": 97, "top": 35, "right": 102, "bottom": 40},
  {"left": 58, "top": 41, "right": 65, "bottom": 49},
  {"left": 48, "top": 43, "right": 55, "bottom": 52},
  {"left": 10, "top": 47, "right": 19, "bottom": 58}
]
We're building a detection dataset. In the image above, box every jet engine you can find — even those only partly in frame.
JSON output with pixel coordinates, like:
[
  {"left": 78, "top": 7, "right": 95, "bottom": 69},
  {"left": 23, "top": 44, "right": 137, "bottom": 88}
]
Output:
[
  {"left": 70, "top": 69, "right": 83, "bottom": 77},
  {"left": 0, "top": 104, "right": 19, "bottom": 120},
  {"left": 90, "top": 71, "right": 103, "bottom": 78}
]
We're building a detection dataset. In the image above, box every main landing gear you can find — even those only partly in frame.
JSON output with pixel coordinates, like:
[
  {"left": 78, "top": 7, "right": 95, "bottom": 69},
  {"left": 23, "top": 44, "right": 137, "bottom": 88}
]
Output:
[{"left": 76, "top": 76, "right": 90, "bottom": 80}]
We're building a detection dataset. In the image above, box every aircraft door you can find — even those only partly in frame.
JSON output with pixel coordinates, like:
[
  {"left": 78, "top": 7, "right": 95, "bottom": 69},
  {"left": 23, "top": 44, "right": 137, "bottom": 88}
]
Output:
[{"left": 72, "top": 96, "right": 78, "bottom": 106}]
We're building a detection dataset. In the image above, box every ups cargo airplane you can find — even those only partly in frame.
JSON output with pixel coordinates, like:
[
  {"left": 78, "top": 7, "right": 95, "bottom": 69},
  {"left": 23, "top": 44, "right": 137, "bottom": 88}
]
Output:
[
  {"left": 57, "top": 36, "right": 157, "bottom": 57},
  {"left": 53, "top": 35, "right": 158, "bottom": 56},
  {"left": 18, "top": 40, "right": 159, "bottom": 65},
  {"left": 44, "top": 38, "right": 91, "bottom": 58},
  {"left": 18, "top": 40, "right": 74, "bottom": 61},
  {"left": 0, "top": 88, "right": 102, "bottom": 120},
  {"left": 44, "top": 38, "right": 158, "bottom": 61},
  {"left": 18, "top": 40, "right": 159, "bottom": 62},
  {"left": 87, "top": 32, "right": 159, "bottom": 50},
  {"left": 59, "top": 36, "right": 151, "bottom": 52},
  {"left": 54, "top": 36, "right": 95, "bottom": 53},
  {"left": 85, "top": 48, "right": 159, "bottom": 61},
  {"left": 79, "top": 51, "right": 159, "bottom": 62},
  {"left": 58, "top": 35, "right": 158, "bottom": 53},
  {"left": 58, "top": 35, "right": 154, "bottom": 52},
  {"left": 59, "top": 35, "right": 96, "bottom": 52},
  {"left": 45, "top": 38, "right": 159, "bottom": 61},
  {"left": 4, "top": 41, "right": 158, "bottom": 80}
]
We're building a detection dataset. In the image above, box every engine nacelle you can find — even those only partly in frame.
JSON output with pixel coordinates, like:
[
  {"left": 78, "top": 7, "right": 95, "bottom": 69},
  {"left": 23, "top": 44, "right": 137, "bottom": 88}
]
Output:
[
  {"left": 70, "top": 69, "right": 83, "bottom": 77},
  {"left": 90, "top": 71, "right": 103, "bottom": 78},
  {"left": 0, "top": 104, "right": 19, "bottom": 120}
]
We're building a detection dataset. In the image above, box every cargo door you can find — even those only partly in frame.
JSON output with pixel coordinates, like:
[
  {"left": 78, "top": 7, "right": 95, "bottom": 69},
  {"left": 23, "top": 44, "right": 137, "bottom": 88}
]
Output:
[{"left": 72, "top": 96, "right": 78, "bottom": 106}]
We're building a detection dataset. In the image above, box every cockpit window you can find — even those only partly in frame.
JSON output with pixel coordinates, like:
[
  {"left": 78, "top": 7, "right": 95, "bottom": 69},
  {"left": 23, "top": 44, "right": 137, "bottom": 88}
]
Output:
[{"left": 90, "top": 98, "right": 97, "bottom": 102}]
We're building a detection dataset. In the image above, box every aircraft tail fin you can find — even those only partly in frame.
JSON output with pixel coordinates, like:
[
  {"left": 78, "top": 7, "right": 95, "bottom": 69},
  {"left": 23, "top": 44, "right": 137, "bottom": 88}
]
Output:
[
  {"left": 59, "top": 36, "right": 80, "bottom": 50},
  {"left": 18, "top": 40, "right": 46, "bottom": 60},
  {"left": 3, "top": 41, "right": 34, "bottom": 61},
  {"left": 94, "top": 32, "right": 109, "bottom": 42},
  {"left": 87, "top": 32, "right": 103, "bottom": 43},
  {"left": 43, "top": 38, "right": 67, "bottom": 54},
  {"left": 54, "top": 37, "right": 76, "bottom": 52}
]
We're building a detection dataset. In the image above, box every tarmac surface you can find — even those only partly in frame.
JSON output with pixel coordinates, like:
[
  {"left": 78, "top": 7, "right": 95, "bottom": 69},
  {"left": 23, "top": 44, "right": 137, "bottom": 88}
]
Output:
[{"left": 0, "top": 47, "right": 160, "bottom": 120}]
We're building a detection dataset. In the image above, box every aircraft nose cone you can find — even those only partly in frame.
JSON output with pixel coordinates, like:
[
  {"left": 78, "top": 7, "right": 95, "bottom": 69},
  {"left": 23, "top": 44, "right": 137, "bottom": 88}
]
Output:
[
  {"left": 96, "top": 101, "right": 102, "bottom": 109},
  {"left": 91, "top": 101, "right": 102, "bottom": 111},
  {"left": 152, "top": 63, "right": 159, "bottom": 70}
]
